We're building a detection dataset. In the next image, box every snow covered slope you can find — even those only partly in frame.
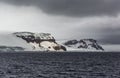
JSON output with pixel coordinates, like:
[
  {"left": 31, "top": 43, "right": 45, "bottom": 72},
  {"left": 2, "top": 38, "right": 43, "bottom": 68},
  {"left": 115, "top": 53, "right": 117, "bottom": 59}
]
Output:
[
  {"left": 0, "top": 32, "right": 66, "bottom": 52},
  {"left": 13, "top": 32, "right": 66, "bottom": 51}
]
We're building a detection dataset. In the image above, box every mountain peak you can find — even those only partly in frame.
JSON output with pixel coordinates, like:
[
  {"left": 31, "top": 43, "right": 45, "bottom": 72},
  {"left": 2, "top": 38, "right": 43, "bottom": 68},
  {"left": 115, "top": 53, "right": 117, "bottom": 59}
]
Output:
[{"left": 64, "top": 39, "right": 104, "bottom": 51}]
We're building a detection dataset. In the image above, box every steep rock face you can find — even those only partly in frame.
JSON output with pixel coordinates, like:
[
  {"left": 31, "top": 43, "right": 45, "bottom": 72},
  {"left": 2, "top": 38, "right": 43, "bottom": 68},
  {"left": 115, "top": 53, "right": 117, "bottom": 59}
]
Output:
[
  {"left": 13, "top": 32, "right": 66, "bottom": 51},
  {"left": 64, "top": 39, "right": 104, "bottom": 51}
]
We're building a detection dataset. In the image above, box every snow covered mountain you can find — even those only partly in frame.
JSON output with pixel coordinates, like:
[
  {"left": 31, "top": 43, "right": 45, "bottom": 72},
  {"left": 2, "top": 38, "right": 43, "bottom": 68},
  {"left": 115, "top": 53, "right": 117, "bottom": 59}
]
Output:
[
  {"left": 0, "top": 32, "right": 66, "bottom": 52},
  {"left": 63, "top": 39, "right": 104, "bottom": 51}
]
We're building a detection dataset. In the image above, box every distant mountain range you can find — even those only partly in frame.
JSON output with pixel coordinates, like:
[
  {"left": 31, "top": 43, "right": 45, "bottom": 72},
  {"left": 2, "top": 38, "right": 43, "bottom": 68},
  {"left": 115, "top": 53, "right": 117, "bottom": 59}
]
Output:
[{"left": 0, "top": 32, "right": 105, "bottom": 52}]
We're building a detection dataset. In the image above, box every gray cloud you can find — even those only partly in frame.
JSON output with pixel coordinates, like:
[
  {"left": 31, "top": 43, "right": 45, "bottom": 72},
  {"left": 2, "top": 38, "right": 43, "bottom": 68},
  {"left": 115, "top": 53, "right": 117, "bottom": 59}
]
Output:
[
  {"left": 1, "top": 0, "right": 120, "bottom": 17},
  {"left": 0, "top": 0, "right": 120, "bottom": 44},
  {"left": 98, "top": 28, "right": 120, "bottom": 44},
  {"left": 100, "top": 35, "right": 120, "bottom": 44}
]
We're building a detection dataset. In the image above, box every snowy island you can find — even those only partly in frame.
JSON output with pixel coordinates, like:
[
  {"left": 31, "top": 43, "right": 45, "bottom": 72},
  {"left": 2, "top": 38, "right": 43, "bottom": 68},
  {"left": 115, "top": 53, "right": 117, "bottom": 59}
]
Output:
[{"left": 0, "top": 32, "right": 106, "bottom": 52}]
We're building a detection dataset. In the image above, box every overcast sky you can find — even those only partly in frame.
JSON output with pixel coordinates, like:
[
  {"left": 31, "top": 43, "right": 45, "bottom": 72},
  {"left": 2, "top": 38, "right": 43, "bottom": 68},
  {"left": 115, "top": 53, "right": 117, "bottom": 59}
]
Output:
[{"left": 0, "top": 0, "right": 120, "bottom": 44}]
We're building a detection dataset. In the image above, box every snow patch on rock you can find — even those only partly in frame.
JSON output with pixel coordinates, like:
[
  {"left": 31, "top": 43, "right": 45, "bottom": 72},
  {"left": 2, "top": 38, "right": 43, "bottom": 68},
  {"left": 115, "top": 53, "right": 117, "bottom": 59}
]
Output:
[
  {"left": 63, "top": 39, "right": 104, "bottom": 51},
  {"left": 13, "top": 32, "right": 66, "bottom": 51}
]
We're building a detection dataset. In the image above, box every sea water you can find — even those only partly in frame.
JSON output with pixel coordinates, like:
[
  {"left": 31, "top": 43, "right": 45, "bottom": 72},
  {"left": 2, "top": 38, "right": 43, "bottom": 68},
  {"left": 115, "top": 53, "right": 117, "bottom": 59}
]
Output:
[{"left": 0, "top": 52, "right": 119, "bottom": 78}]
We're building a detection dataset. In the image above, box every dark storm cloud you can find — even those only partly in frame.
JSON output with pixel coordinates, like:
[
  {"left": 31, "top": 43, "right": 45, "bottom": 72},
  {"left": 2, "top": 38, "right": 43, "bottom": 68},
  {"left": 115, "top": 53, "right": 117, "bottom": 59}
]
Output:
[
  {"left": 1, "top": 0, "right": 120, "bottom": 17},
  {"left": 100, "top": 34, "right": 120, "bottom": 44},
  {"left": 99, "top": 28, "right": 120, "bottom": 44}
]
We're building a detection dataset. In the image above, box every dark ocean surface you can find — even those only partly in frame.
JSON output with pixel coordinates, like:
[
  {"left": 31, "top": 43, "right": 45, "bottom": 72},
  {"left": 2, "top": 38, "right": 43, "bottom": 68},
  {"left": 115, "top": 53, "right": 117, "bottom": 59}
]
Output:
[{"left": 0, "top": 52, "right": 120, "bottom": 78}]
